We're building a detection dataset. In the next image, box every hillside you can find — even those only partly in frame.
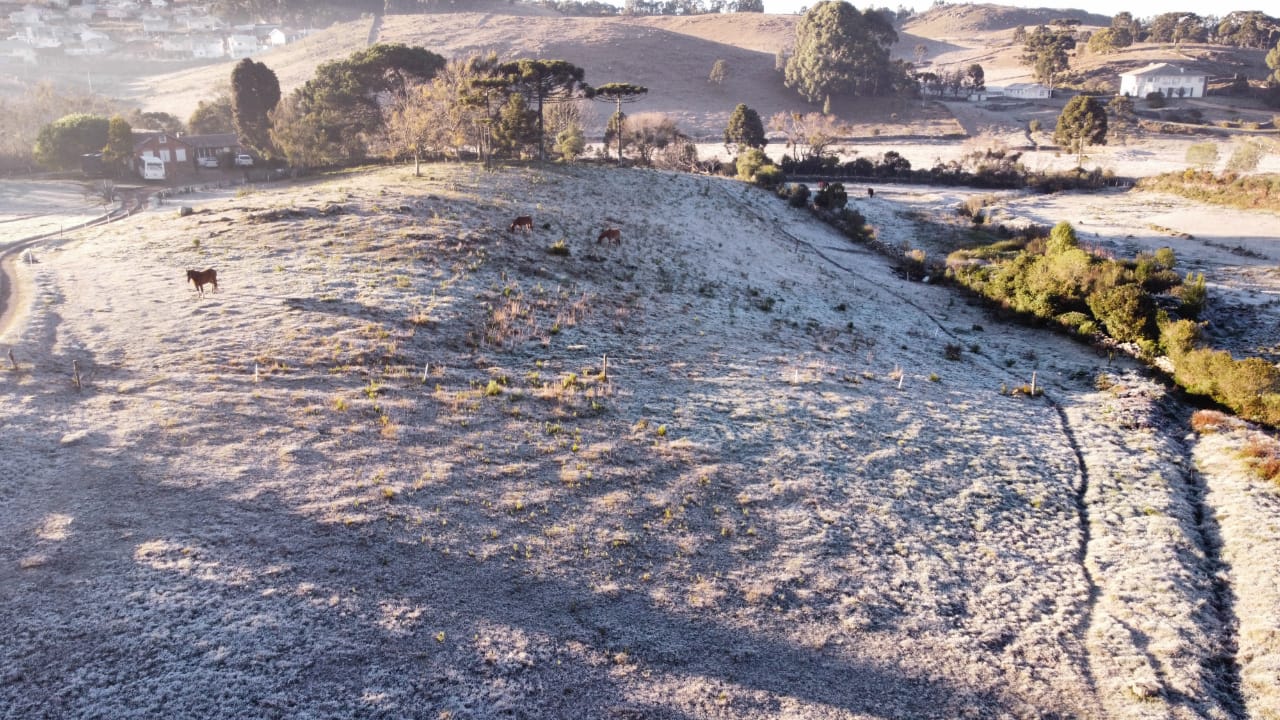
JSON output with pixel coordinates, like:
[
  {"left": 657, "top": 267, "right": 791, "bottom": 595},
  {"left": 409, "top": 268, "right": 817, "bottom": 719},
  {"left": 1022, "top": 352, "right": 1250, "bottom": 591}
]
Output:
[
  {"left": 134, "top": 9, "right": 966, "bottom": 138},
  {"left": 3, "top": 163, "right": 1277, "bottom": 717},
  {"left": 902, "top": 3, "right": 1111, "bottom": 38}
]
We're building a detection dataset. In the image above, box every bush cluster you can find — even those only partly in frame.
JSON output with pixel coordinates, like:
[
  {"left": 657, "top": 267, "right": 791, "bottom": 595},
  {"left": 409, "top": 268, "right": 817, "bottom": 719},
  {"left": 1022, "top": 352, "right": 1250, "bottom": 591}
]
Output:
[
  {"left": 1137, "top": 171, "right": 1280, "bottom": 213},
  {"left": 947, "top": 221, "right": 1191, "bottom": 349},
  {"left": 1161, "top": 317, "right": 1280, "bottom": 426},
  {"left": 779, "top": 149, "right": 1116, "bottom": 191}
]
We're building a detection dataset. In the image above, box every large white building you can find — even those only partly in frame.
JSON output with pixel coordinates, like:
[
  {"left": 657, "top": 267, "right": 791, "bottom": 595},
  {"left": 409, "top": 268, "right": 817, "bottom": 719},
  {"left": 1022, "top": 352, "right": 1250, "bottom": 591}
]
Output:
[{"left": 1120, "top": 63, "right": 1207, "bottom": 99}]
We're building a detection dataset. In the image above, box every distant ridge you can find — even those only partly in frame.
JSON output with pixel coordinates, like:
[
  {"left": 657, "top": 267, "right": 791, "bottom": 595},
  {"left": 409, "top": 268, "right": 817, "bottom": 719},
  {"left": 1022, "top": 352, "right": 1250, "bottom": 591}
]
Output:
[{"left": 903, "top": 3, "right": 1111, "bottom": 35}]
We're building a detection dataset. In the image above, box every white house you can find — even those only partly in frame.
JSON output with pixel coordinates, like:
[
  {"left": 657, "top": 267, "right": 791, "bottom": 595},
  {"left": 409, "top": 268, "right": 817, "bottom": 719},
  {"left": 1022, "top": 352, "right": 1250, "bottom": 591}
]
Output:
[
  {"left": 190, "top": 34, "right": 224, "bottom": 59},
  {"left": 1119, "top": 63, "right": 1207, "bottom": 99},
  {"left": 1002, "top": 83, "right": 1052, "bottom": 99},
  {"left": 266, "top": 27, "right": 287, "bottom": 46},
  {"left": 226, "top": 33, "right": 258, "bottom": 58},
  {"left": 79, "top": 28, "right": 115, "bottom": 54}
]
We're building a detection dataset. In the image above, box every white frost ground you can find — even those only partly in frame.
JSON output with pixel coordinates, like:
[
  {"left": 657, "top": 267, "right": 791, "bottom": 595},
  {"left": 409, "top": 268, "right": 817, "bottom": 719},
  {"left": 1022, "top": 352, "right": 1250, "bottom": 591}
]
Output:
[{"left": 0, "top": 164, "right": 1273, "bottom": 718}]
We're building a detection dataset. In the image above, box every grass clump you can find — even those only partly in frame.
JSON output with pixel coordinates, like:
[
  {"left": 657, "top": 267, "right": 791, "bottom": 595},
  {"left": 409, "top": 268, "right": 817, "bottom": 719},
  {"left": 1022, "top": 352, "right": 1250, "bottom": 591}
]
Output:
[{"left": 546, "top": 239, "right": 570, "bottom": 256}]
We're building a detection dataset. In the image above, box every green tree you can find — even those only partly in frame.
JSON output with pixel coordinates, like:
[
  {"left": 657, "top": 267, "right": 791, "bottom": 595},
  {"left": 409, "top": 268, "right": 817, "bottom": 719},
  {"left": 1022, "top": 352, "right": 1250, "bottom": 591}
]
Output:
[
  {"left": 231, "top": 58, "right": 281, "bottom": 158},
  {"left": 1268, "top": 38, "right": 1280, "bottom": 84},
  {"left": 1087, "top": 27, "right": 1132, "bottom": 54},
  {"left": 125, "top": 110, "right": 185, "bottom": 135},
  {"left": 268, "top": 92, "right": 344, "bottom": 169},
  {"left": 33, "top": 113, "right": 110, "bottom": 170},
  {"left": 491, "top": 93, "right": 539, "bottom": 159},
  {"left": 290, "top": 43, "right": 447, "bottom": 163},
  {"left": 1147, "top": 12, "right": 1208, "bottom": 43},
  {"left": 731, "top": 0, "right": 763, "bottom": 11},
  {"left": 1021, "top": 25, "right": 1074, "bottom": 88},
  {"left": 724, "top": 103, "right": 766, "bottom": 154},
  {"left": 1111, "top": 11, "right": 1141, "bottom": 37},
  {"left": 591, "top": 82, "right": 648, "bottom": 161},
  {"left": 101, "top": 115, "right": 133, "bottom": 172},
  {"left": 965, "top": 63, "right": 985, "bottom": 93},
  {"left": 1054, "top": 95, "right": 1107, "bottom": 166},
  {"left": 555, "top": 123, "right": 585, "bottom": 162},
  {"left": 496, "top": 59, "right": 590, "bottom": 162},
  {"left": 784, "top": 1, "right": 900, "bottom": 106},
  {"left": 189, "top": 93, "right": 235, "bottom": 134},
  {"left": 709, "top": 59, "right": 729, "bottom": 86}
]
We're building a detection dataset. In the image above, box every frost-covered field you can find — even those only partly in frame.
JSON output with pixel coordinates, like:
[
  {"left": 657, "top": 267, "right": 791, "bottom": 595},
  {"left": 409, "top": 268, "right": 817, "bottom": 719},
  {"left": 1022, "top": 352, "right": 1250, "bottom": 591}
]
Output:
[{"left": 2, "top": 164, "right": 1275, "bottom": 718}]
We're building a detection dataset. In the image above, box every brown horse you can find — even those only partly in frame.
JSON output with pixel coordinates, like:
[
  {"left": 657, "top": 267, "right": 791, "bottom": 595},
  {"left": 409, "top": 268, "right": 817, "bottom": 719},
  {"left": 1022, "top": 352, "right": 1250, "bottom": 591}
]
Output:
[
  {"left": 867, "top": 187, "right": 875, "bottom": 198},
  {"left": 509, "top": 216, "right": 533, "bottom": 233},
  {"left": 597, "top": 228, "right": 621, "bottom": 244},
  {"left": 186, "top": 268, "right": 218, "bottom": 296}
]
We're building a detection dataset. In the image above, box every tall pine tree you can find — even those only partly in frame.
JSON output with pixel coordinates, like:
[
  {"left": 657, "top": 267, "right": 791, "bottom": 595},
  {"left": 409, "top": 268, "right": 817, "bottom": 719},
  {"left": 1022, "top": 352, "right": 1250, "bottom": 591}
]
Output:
[{"left": 231, "top": 58, "right": 281, "bottom": 159}]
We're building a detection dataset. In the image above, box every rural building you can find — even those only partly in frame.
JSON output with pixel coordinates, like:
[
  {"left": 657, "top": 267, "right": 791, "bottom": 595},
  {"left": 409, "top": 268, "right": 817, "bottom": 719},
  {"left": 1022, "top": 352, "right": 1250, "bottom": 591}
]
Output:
[
  {"left": 1119, "top": 63, "right": 1207, "bottom": 99},
  {"left": 1002, "top": 83, "right": 1051, "bottom": 99},
  {"left": 226, "top": 33, "right": 258, "bottom": 58},
  {"left": 133, "top": 131, "right": 190, "bottom": 174},
  {"left": 182, "top": 133, "right": 241, "bottom": 165}
]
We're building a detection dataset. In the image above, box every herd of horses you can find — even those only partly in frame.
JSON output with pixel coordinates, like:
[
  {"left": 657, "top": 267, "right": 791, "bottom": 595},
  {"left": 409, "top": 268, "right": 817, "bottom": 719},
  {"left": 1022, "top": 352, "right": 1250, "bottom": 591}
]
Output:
[
  {"left": 184, "top": 214, "right": 630, "bottom": 298},
  {"left": 186, "top": 192, "right": 883, "bottom": 295},
  {"left": 509, "top": 215, "right": 621, "bottom": 244}
]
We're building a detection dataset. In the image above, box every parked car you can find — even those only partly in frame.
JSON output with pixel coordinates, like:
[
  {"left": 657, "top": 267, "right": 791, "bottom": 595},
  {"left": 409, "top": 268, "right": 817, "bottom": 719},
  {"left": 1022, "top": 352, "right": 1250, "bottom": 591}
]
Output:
[
  {"left": 234, "top": 154, "right": 254, "bottom": 167},
  {"left": 197, "top": 156, "right": 219, "bottom": 168}
]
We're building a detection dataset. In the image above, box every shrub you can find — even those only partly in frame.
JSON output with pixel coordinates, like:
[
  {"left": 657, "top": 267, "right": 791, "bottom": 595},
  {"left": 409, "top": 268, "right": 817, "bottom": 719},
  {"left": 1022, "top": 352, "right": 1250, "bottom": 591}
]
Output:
[
  {"left": 1178, "top": 272, "right": 1206, "bottom": 318},
  {"left": 1159, "top": 317, "right": 1200, "bottom": 359},
  {"left": 1146, "top": 91, "right": 1166, "bottom": 109},
  {"left": 812, "top": 182, "right": 848, "bottom": 210},
  {"left": 1046, "top": 221, "right": 1079, "bottom": 255},
  {"left": 546, "top": 239, "right": 570, "bottom": 256},
  {"left": 1154, "top": 246, "right": 1176, "bottom": 269},
  {"left": 788, "top": 183, "right": 810, "bottom": 208},
  {"left": 1055, "top": 311, "right": 1092, "bottom": 334},
  {"left": 737, "top": 148, "right": 782, "bottom": 188},
  {"left": 1086, "top": 284, "right": 1154, "bottom": 344}
]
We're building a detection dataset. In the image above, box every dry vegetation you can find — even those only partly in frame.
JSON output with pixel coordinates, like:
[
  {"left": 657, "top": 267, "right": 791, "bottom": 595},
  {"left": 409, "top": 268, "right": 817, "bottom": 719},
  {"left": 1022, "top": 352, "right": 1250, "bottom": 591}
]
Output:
[{"left": 3, "top": 163, "right": 1278, "bottom": 717}]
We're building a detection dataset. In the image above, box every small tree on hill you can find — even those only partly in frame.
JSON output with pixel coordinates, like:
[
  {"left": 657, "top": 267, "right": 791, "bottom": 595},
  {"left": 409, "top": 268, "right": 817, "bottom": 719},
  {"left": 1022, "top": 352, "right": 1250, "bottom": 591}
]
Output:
[
  {"left": 1054, "top": 95, "right": 1107, "bottom": 167},
  {"left": 724, "top": 103, "right": 766, "bottom": 155},
  {"left": 496, "top": 59, "right": 590, "bottom": 162},
  {"left": 591, "top": 82, "right": 647, "bottom": 161},
  {"left": 709, "top": 59, "right": 729, "bottom": 86}
]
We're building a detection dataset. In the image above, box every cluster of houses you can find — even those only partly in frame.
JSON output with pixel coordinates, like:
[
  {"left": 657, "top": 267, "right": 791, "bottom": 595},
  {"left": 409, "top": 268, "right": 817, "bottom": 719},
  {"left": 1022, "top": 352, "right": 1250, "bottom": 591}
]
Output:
[
  {"left": 929, "top": 63, "right": 1209, "bottom": 103},
  {"left": 0, "top": 0, "right": 309, "bottom": 63}
]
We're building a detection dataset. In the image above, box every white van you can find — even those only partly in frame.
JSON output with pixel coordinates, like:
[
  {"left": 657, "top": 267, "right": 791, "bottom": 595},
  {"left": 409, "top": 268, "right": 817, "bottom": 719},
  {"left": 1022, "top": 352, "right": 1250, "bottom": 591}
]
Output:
[{"left": 141, "top": 156, "right": 166, "bottom": 181}]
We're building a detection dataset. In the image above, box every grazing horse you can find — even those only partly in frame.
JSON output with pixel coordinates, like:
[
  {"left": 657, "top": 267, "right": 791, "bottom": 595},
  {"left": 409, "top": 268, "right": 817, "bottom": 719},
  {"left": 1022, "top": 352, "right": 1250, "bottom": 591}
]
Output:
[
  {"left": 597, "top": 228, "right": 621, "bottom": 245},
  {"left": 867, "top": 187, "right": 875, "bottom": 198},
  {"left": 186, "top": 268, "right": 218, "bottom": 296},
  {"left": 509, "top": 216, "right": 534, "bottom": 233}
]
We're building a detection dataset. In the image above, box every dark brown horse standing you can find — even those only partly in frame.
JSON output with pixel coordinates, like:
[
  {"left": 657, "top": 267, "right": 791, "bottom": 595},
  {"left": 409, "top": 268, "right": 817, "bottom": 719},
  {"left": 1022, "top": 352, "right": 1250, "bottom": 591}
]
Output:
[
  {"left": 186, "top": 268, "right": 218, "bottom": 297},
  {"left": 509, "top": 216, "right": 533, "bottom": 233}
]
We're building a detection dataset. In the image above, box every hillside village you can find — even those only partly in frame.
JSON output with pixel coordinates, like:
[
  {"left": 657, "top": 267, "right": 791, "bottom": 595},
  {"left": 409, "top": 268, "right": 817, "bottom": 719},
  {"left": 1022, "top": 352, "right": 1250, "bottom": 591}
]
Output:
[
  {"left": 4, "top": 2, "right": 1280, "bottom": 718},
  {"left": 0, "top": 0, "right": 312, "bottom": 63}
]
